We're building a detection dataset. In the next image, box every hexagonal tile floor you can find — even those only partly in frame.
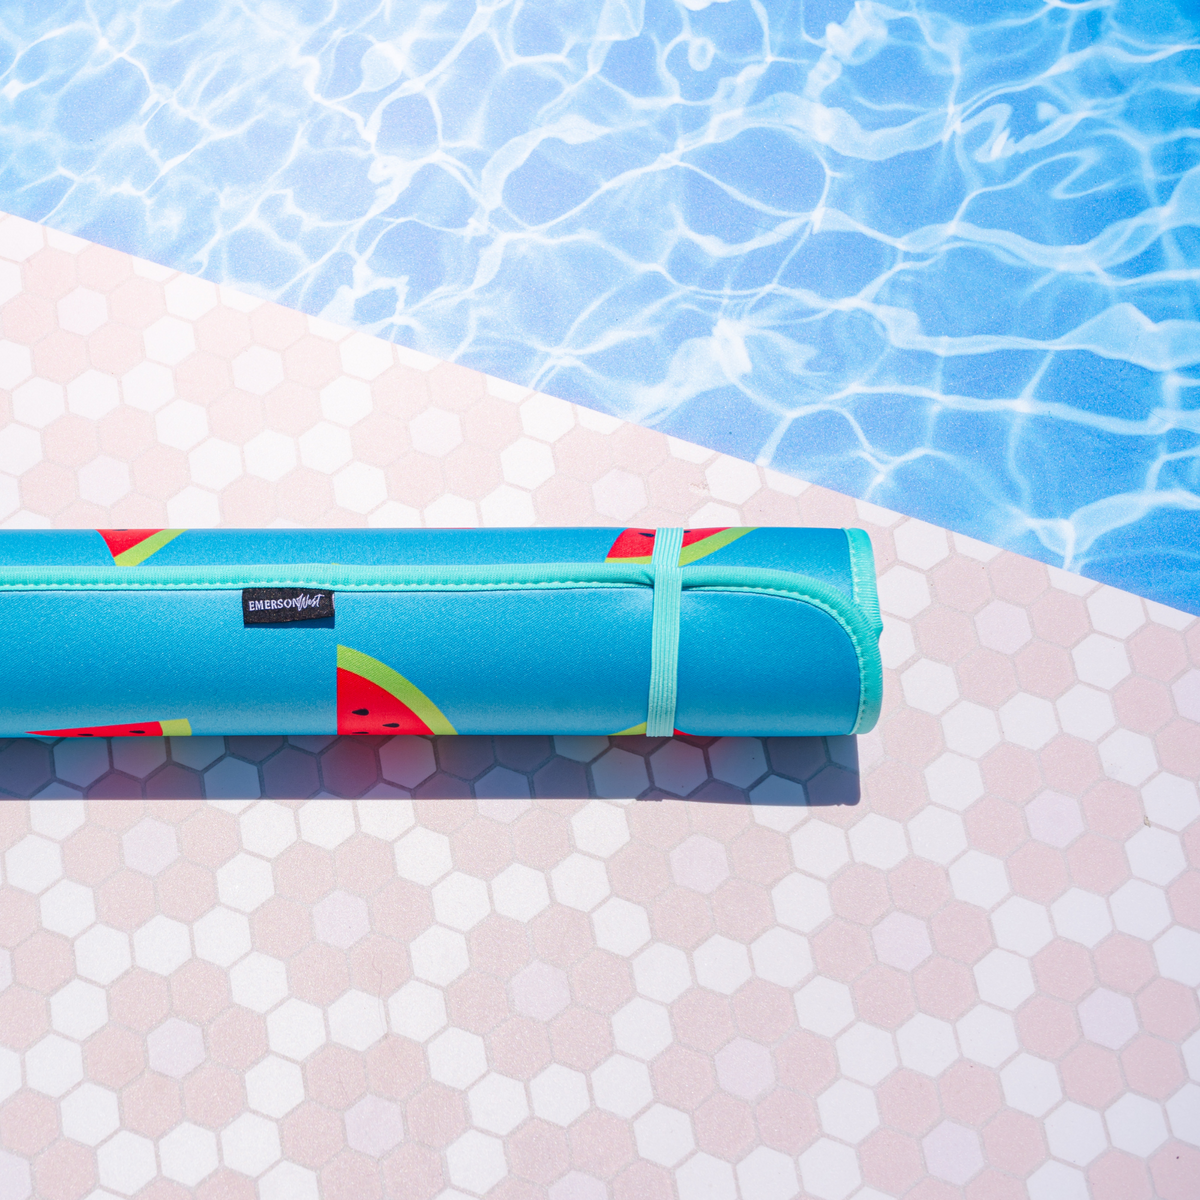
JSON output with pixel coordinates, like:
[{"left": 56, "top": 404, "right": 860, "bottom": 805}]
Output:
[{"left": 1, "top": 211, "right": 1199, "bottom": 1200}]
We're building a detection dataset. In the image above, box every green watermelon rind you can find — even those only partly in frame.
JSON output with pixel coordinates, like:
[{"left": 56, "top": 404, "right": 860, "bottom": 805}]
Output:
[{"left": 336, "top": 646, "right": 456, "bottom": 735}]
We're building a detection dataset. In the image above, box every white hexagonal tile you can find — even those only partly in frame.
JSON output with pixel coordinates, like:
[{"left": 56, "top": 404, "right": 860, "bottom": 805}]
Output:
[
  {"left": 74, "top": 924, "right": 131, "bottom": 985},
  {"left": 973, "top": 949, "right": 1034, "bottom": 1010},
  {"left": 1155, "top": 926, "right": 1200, "bottom": 987},
  {"left": 1056, "top": 684, "right": 1116, "bottom": 740},
  {"left": 409, "top": 925, "right": 469, "bottom": 985},
  {"left": 229, "top": 952, "right": 289, "bottom": 1013},
  {"left": 215, "top": 852, "right": 275, "bottom": 913},
  {"left": 772, "top": 872, "right": 832, "bottom": 933},
  {"left": 387, "top": 980, "right": 446, "bottom": 1042},
  {"left": 0, "top": 424, "right": 41, "bottom": 475},
  {"left": 848, "top": 813, "right": 907, "bottom": 869},
  {"left": 791, "top": 822, "right": 849, "bottom": 878},
  {"left": 49, "top": 979, "right": 107, "bottom": 1040},
  {"left": 550, "top": 852, "right": 610, "bottom": 911},
  {"left": 121, "top": 360, "right": 175, "bottom": 411},
  {"left": 633, "top": 942, "right": 692, "bottom": 1003},
  {"left": 1000, "top": 1053, "right": 1062, "bottom": 1117},
  {"left": 97, "top": 1130, "right": 157, "bottom": 1194},
  {"left": 12, "top": 378, "right": 64, "bottom": 427},
  {"left": 797, "top": 1138, "right": 861, "bottom": 1200},
  {"left": 267, "top": 998, "right": 328, "bottom": 1060},
  {"left": 1087, "top": 588, "right": 1145, "bottom": 638},
  {"left": 1072, "top": 633, "right": 1131, "bottom": 689},
  {"left": 232, "top": 346, "right": 284, "bottom": 394},
  {"left": 60, "top": 1082, "right": 120, "bottom": 1146},
  {"left": 339, "top": 331, "right": 393, "bottom": 379},
  {"left": 531, "top": 1063, "right": 590, "bottom": 1126},
  {"left": 409, "top": 407, "right": 462, "bottom": 456},
  {"left": 492, "top": 862, "right": 550, "bottom": 921},
  {"left": 750, "top": 928, "right": 813, "bottom": 988},
  {"left": 328, "top": 989, "right": 388, "bottom": 1050},
  {"left": 956, "top": 1005, "right": 1019, "bottom": 1068},
  {"left": 1105, "top": 1093, "right": 1168, "bottom": 1156},
  {"left": 907, "top": 807, "right": 967, "bottom": 864},
  {"left": 998, "top": 692, "right": 1059, "bottom": 750},
  {"left": 591, "top": 1054, "right": 653, "bottom": 1119},
  {"left": 693, "top": 934, "right": 751, "bottom": 995},
  {"left": 835, "top": 1023, "right": 898, "bottom": 1086},
  {"left": 220, "top": 1112, "right": 282, "bottom": 1177},
  {"left": 468, "top": 1072, "right": 529, "bottom": 1135},
  {"left": 990, "top": 896, "right": 1053, "bottom": 957},
  {"left": 949, "top": 850, "right": 1009, "bottom": 909},
  {"left": 143, "top": 314, "right": 196, "bottom": 364},
  {"left": 244, "top": 429, "right": 298, "bottom": 481},
  {"left": 634, "top": 1103, "right": 695, "bottom": 1167},
  {"left": 924, "top": 753, "right": 985, "bottom": 811},
  {"left": 160, "top": 1121, "right": 219, "bottom": 1186},
  {"left": 245, "top": 1055, "right": 305, "bottom": 1118},
  {"left": 900, "top": 659, "right": 959, "bottom": 715},
  {"left": 320, "top": 376, "right": 373, "bottom": 425},
  {"left": 877, "top": 564, "right": 931, "bottom": 618},
  {"left": 941, "top": 702, "right": 1001, "bottom": 758},
  {"left": 1125, "top": 826, "right": 1185, "bottom": 884},
  {"left": 446, "top": 1130, "right": 507, "bottom": 1194},
  {"left": 893, "top": 519, "right": 950, "bottom": 569},
  {"left": 1050, "top": 889, "right": 1112, "bottom": 948},
  {"left": 795, "top": 976, "right": 855, "bottom": 1037},
  {"left": 1110, "top": 879, "right": 1171, "bottom": 939},
  {"left": 612, "top": 997, "right": 673, "bottom": 1060},
  {"left": 395, "top": 826, "right": 453, "bottom": 885},
  {"left": 298, "top": 420, "right": 353, "bottom": 473},
  {"left": 24, "top": 1034, "right": 83, "bottom": 1096},
  {"left": 1172, "top": 669, "right": 1200, "bottom": 721},
  {"left": 1098, "top": 728, "right": 1158, "bottom": 786},
  {"left": 1142, "top": 773, "right": 1200, "bottom": 831},
  {"left": 156, "top": 399, "right": 209, "bottom": 450},
  {"left": 571, "top": 801, "right": 630, "bottom": 858},
  {"left": 39, "top": 880, "right": 95, "bottom": 937}
]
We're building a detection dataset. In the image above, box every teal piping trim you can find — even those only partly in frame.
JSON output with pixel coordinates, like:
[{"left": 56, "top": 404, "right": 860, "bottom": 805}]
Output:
[
  {"left": 0, "top": 554, "right": 884, "bottom": 735},
  {"left": 647, "top": 528, "right": 684, "bottom": 737},
  {"left": 845, "top": 529, "right": 883, "bottom": 637},
  {"left": 0, "top": 563, "right": 656, "bottom": 590}
]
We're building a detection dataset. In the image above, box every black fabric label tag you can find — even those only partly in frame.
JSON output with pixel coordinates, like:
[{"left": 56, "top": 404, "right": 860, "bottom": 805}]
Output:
[{"left": 242, "top": 588, "right": 335, "bottom": 625}]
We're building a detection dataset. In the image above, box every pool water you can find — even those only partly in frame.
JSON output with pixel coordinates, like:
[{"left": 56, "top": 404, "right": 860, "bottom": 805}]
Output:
[{"left": 0, "top": 0, "right": 1197, "bottom": 612}]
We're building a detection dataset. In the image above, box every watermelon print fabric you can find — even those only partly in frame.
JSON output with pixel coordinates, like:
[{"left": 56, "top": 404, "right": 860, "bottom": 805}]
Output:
[{"left": 0, "top": 528, "right": 881, "bottom": 739}]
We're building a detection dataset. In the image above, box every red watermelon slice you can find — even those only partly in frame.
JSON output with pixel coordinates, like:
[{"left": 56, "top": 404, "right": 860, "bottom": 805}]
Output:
[
  {"left": 337, "top": 646, "right": 456, "bottom": 736},
  {"left": 32, "top": 719, "right": 192, "bottom": 737},
  {"left": 605, "top": 527, "right": 751, "bottom": 565},
  {"left": 98, "top": 529, "right": 185, "bottom": 566},
  {"left": 612, "top": 722, "right": 693, "bottom": 737}
]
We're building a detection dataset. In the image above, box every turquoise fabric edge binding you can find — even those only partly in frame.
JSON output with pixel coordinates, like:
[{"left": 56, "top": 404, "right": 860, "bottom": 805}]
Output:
[
  {"left": 647, "top": 528, "right": 684, "bottom": 737},
  {"left": 0, "top": 547, "right": 884, "bottom": 734},
  {"left": 845, "top": 528, "right": 883, "bottom": 636}
]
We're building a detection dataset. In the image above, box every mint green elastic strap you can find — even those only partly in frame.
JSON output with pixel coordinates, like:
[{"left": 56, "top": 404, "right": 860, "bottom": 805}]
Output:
[{"left": 647, "top": 528, "right": 684, "bottom": 737}]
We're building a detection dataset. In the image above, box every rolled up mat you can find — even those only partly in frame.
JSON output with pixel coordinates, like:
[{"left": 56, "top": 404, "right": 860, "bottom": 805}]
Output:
[{"left": 0, "top": 526, "right": 882, "bottom": 739}]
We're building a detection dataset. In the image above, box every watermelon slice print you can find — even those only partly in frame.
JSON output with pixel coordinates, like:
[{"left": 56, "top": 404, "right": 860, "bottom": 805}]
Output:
[
  {"left": 605, "top": 527, "right": 751, "bottom": 565},
  {"left": 337, "top": 646, "right": 456, "bottom": 736},
  {"left": 32, "top": 719, "right": 193, "bottom": 737},
  {"left": 98, "top": 529, "right": 185, "bottom": 566},
  {"left": 612, "top": 722, "right": 693, "bottom": 737}
]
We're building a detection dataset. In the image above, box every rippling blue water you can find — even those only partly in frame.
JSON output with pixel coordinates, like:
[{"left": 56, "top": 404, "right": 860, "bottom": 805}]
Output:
[{"left": 1, "top": 0, "right": 1197, "bottom": 611}]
